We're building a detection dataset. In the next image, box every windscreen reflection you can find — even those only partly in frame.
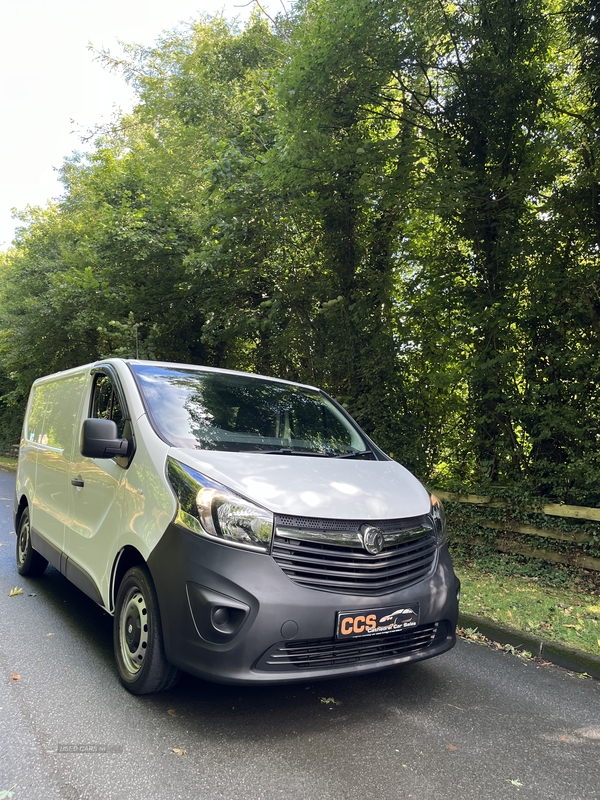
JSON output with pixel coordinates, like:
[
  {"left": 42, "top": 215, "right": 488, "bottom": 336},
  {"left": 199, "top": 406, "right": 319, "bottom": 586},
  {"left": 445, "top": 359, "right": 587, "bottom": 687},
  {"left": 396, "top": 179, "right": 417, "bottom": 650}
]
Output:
[{"left": 131, "top": 365, "right": 367, "bottom": 456}]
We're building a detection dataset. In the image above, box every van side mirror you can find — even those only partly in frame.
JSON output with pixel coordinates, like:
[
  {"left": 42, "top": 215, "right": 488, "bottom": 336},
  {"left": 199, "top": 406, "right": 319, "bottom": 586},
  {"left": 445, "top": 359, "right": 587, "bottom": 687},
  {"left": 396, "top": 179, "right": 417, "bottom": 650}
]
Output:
[{"left": 81, "top": 418, "right": 129, "bottom": 459}]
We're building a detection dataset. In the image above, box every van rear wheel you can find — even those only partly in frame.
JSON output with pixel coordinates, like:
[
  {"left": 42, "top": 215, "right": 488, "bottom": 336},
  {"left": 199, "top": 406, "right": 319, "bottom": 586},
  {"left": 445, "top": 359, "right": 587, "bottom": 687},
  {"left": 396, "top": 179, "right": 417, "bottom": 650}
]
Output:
[
  {"left": 114, "top": 566, "right": 180, "bottom": 694},
  {"left": 16, "top": 508, "right": 48, "bottom": 577}
]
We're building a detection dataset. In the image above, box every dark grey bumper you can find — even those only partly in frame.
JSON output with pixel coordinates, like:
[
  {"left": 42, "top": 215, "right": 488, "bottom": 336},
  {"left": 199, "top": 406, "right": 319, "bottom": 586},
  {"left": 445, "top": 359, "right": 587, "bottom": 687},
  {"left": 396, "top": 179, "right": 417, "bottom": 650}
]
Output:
[{"left": 147, "top": 523, "right": 459, "bottom": 685}]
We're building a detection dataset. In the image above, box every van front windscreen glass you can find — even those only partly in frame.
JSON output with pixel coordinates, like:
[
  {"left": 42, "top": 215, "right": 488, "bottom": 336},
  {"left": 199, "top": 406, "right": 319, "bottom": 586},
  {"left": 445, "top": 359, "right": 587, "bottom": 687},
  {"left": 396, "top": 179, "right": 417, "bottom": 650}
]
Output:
[{"left": 131, "top": 365, "right": 369, "bottom": 456}]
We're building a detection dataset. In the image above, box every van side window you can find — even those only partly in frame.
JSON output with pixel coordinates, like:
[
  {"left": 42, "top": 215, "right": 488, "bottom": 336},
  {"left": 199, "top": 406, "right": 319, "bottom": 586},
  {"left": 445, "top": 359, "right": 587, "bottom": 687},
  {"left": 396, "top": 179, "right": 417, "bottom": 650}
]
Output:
[{"left": 91, "top": 375, "right": 125, "bottom": 438}]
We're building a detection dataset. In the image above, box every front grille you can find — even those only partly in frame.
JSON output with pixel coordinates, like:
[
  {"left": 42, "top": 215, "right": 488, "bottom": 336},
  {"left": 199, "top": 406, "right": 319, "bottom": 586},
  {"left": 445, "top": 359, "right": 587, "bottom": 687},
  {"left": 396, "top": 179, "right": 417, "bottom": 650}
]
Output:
[
  {"left": 272, "top": 520, "right": 437, "bottom": 595},
  {"left": 275, "top": 514, "right": 428, "bottom": 532},
  {"left": 255, "top": 622, "right": 446, "bottom": 671}
]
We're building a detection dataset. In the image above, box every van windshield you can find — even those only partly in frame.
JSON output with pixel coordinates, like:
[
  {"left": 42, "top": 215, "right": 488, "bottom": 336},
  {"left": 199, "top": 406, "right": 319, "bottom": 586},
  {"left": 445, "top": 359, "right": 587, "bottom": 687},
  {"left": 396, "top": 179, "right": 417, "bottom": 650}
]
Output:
[{"left": 131, "top": 364, "right": 370, "bottom": 457}]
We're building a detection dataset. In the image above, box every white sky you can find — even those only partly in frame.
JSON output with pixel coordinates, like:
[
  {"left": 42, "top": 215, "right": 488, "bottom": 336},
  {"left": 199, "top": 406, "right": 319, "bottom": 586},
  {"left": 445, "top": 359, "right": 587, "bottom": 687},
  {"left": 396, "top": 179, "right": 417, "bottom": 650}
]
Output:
[{"left": 0, "top": 0, "right": 254, "bottom": 249}]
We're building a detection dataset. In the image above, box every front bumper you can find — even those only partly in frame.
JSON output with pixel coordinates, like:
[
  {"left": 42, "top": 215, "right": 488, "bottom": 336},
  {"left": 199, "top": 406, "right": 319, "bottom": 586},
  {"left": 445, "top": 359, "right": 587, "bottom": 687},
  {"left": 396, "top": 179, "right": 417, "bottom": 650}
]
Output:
[{"left": 147, "top": 523, "right": 459, "bottom": 685}]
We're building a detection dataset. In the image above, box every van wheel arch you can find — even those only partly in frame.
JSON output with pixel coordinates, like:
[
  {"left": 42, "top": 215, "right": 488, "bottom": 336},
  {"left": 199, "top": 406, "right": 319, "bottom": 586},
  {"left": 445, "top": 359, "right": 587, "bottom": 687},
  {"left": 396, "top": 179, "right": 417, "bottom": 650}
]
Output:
[
  {"left": 113, "top": 564, "right": 181, "bottom": 694},
  {"left": 111, "top": 546, "right": 147, "bottom": 613},
  {"left": 15, "top": 495, "right": 28, "bottom": 531}
]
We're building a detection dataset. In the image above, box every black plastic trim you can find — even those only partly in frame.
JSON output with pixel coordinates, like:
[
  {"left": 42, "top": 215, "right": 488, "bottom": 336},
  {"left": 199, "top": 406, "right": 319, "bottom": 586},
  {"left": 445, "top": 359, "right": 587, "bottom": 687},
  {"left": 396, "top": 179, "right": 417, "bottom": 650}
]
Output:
[
  {"left": 30, "top": 528, "right": 62, "bottom": 571},
  {"left": 255, "top": 621, "right": 450, "bottom": 671},
  {"left": 186, "top": 583, "right": 251, "bottom": 644},
  {"left": 63, "top": 557, "right": 103, "bottom": 606},
  {"left": 30, "top": 527, "right": 103, "bottom": 606},
  {"left": 146, "top": 521, "right": 459, "bottom": 685}
]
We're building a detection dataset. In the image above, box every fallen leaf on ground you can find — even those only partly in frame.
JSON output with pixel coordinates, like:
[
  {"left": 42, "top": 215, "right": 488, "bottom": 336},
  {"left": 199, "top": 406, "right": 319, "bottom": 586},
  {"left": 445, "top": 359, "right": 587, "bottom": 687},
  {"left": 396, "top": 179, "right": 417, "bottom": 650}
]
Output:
[
  {"left": 446, "top": 744, "right": 457, "bottom": 750},
  {"left": 11, "top": 674, "right": 20, "bottom": 681},
  {"left": 8, "top": 587, "right": 23, "bottom": 597},
  {"left": 457, "top": 627, "right": 487, "bottom": 643},
  {"left": 559, "top": 736, "right": 569, "bottom": 742},
  {"left": 167, "top": 709, "right": 177, "bottom": 717},
  {"left": 319, "top": 697, "right": 342, "bottom": 705},
  {"left": 46, "top": 633, "right": 54, "bottom": 637},
  {"left": 507, "top": 779, "right": 523, "bottom": 787},
  {"left": 171, "top": 747, "right": 187, "bottom": 756}
]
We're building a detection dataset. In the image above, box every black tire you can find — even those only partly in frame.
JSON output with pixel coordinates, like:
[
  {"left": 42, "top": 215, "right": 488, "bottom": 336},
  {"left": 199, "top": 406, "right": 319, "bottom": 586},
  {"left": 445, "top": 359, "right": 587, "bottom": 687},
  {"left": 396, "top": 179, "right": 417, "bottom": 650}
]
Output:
[
  {"left": 113, "top": 565, "right": 180, "bottom": 695},
  {"left": 16, "top": 508, "right": 48, "bottom": 577}
]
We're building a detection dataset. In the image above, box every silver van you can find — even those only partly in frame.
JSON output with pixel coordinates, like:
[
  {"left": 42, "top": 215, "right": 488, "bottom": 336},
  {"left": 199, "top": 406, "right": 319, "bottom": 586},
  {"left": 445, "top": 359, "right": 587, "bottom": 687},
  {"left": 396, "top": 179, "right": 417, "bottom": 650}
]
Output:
[{"left": 15, "top": 359, "right": 459, "bottom": 694}]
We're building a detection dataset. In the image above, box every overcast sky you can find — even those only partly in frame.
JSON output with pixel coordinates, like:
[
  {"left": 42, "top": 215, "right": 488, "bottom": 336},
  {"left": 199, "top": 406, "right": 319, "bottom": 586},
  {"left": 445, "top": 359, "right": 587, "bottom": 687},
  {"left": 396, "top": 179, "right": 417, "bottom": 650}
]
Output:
[{"left": 0, "top": 0, "right": 254, "bottom": 249}]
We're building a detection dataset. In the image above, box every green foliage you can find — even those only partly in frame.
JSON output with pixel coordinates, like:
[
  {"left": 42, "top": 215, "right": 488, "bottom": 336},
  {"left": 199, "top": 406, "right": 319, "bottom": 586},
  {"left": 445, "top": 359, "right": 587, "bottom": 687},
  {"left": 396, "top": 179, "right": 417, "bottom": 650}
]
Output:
[
  {"left": 0, "top": 2, "right": 599, "bottom": 506},
  {"left": 455, "top": 559, "right": 600, "bottom": 654}
]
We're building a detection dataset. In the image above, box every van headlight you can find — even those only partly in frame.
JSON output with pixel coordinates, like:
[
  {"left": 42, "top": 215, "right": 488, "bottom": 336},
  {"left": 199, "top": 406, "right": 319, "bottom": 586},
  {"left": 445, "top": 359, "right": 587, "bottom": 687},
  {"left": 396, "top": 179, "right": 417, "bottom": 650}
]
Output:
[
  {"left": 430, "top": 494, "right": 447, "bottom": 547},
  {"left": 167, "top": 458, "right": 273, "bottom": 553}
]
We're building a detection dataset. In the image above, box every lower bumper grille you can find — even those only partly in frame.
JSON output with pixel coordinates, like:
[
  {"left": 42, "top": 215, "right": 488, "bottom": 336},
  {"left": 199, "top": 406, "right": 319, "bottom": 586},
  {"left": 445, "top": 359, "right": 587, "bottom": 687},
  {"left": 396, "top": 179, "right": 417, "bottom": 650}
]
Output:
[{"left": 255, "top": 621, "right": 448, "bottom": 671}]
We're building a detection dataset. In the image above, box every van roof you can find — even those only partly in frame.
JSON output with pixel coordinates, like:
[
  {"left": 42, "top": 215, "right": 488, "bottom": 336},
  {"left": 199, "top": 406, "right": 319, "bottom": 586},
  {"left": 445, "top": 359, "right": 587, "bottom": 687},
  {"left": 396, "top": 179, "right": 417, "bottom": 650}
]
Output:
[
  {"left": 124, "top": 359, "right": 321, "bottom": 392},
  {"left": 32, "top": 358, "right": 321, "bottom": 393}
]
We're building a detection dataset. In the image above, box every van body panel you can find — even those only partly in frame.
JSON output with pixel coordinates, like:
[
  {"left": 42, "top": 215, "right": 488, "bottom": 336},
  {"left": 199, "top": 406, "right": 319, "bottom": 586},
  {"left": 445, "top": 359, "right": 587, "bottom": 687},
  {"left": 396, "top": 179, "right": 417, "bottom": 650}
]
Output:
[
  {"left": 66, "top": 450, "right": 126, "bottom": 605},
  {"left": 16, "top": 357, "right": 460, "bottom": 689},
  {"left": 120, "top": 413, "right": 176, "bottom": 547},
  {"left": 173, "top": 448, "right": 430, "bottom": 519},
  {"left": 16, "top": 385, "right": 40, "bottom": 519},
  {"left": 62, "top": 374, "right": 174, "bottom": 609},
  {"left": 26, "top": 370, "right": 88, "bottom": 554}
]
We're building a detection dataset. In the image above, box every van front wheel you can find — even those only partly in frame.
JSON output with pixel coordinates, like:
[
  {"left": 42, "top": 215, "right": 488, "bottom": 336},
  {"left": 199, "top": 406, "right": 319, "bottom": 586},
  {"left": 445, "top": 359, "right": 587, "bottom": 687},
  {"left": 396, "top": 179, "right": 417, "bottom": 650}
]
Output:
[
  {"left": 16, "top": 508, "right": 48, "bottom": 577},
  {"left": 114, "top": 566, "right": 180, "bottom": 694}
]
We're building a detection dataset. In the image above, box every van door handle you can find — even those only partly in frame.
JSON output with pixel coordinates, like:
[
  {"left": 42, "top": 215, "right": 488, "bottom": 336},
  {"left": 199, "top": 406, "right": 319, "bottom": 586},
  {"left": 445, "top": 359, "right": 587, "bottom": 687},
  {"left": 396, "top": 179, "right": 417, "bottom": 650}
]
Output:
[{"left": 71, "top": 477, "right": 85, "bottom": 488}]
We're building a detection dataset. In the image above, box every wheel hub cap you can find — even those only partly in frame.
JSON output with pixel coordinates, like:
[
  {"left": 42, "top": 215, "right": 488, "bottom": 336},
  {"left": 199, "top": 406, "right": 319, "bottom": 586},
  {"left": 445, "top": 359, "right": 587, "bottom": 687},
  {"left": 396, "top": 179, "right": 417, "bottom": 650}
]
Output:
[
  {"left": 119, "top": 589, "right": 149, "bottom": 674},
  {"left": 18, "top": 521, "right": 29, "bottom": 565}
]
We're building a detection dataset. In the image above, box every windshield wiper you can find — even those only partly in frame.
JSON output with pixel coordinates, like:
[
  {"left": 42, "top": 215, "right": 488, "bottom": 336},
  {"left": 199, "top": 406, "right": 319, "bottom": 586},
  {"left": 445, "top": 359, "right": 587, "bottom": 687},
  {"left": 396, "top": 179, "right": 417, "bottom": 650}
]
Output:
[
  {"left": 255, "top": 448, "right": 374, "bottom": 459},
  {"left": 336, "top": 450, "right": 375, "bottom": 459},
  {"left": 257, "top": 449, "right": 329, "bottom": 457}
]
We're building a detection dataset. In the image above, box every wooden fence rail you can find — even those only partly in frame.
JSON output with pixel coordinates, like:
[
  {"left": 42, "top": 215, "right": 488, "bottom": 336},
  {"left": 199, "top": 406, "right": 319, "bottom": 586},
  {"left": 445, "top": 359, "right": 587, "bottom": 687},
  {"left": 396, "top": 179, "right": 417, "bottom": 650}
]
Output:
[{"left": 435, "top": 491, "right": 600, "bottom": 573}]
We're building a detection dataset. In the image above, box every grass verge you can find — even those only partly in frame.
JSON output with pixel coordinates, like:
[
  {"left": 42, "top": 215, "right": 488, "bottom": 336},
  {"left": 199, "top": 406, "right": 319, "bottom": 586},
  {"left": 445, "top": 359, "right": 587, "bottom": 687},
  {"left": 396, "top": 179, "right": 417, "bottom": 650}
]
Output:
[
  {"left": 452, "top": 550, "right": 600, "bottom": 657},
  {"left": 0, "top": 456, "right": 17, "bottom": 473}
]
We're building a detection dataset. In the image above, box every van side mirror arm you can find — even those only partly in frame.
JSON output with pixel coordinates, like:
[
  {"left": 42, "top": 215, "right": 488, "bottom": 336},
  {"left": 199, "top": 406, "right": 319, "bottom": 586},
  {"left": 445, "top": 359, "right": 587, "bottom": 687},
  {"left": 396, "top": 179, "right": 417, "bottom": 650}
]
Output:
[{"left": 80, "top": 418, "right": 129, "bottom": 459}]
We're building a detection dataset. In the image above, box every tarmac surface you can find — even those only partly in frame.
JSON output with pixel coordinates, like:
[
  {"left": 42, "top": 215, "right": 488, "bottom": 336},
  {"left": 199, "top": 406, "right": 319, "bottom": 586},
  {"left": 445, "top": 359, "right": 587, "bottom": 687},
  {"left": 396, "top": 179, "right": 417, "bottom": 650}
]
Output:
[{"left": 1, "top": 469, "right": 599, "bottom": 800}]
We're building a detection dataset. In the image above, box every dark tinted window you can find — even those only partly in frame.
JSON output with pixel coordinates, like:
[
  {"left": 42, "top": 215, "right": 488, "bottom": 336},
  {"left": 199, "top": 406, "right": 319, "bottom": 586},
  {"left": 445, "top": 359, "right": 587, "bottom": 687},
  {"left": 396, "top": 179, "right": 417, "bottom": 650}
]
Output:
[
  {"left": 131, "top": 365, "right": 367, "bottom": 456},
  {"left": 91, "top": 375, "right": 125, "bottom": 438}
]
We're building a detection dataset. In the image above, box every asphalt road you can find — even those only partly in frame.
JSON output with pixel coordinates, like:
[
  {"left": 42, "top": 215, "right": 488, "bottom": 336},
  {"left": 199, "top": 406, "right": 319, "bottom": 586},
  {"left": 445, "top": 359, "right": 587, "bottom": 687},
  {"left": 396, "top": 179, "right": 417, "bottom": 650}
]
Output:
[{"left": 1, "top": 469, "right": 598, "bottom": 800}]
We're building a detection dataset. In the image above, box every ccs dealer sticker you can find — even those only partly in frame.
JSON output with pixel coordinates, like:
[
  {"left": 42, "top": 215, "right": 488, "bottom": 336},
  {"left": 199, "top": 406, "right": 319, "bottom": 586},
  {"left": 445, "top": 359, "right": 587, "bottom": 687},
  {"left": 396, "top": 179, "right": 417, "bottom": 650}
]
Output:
[{"left": 336, "top": 605, "right": 419, "bottom": 639}]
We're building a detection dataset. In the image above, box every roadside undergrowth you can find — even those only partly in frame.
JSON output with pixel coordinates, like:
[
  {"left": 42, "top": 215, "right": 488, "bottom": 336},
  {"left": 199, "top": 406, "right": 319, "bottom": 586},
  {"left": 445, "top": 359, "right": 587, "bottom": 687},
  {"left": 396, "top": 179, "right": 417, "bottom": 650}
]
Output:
[{"left": 452, "top": 548, "right": 600, "bottom": 656}]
